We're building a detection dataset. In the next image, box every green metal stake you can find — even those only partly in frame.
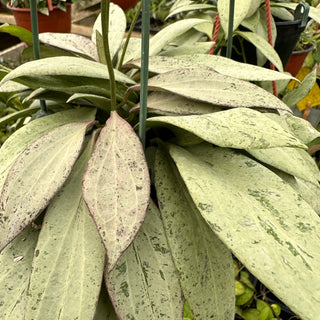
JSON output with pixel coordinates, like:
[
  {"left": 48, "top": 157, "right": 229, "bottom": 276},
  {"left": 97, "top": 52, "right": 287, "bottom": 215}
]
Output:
[
  {"left": 226, "top": 0, "right": 235, "bottom": 58},
  {"left": 139, "top": 0, "right": 151, "bottom": 149},
  {"left": 30, "top": 0, "right": 48, "bottom": 113}
]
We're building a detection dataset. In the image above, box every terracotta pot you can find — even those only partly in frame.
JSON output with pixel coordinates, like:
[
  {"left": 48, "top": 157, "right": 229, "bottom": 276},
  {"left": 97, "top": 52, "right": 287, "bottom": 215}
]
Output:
[
  {"left": 285, "top": 45, "right": 315, "bottom": 76},
  {"left": 111, "top": 0, "right": 138, "bottom": 11},
  {"left": 7, "top": 3, "right": 71, "bottom": 33}
]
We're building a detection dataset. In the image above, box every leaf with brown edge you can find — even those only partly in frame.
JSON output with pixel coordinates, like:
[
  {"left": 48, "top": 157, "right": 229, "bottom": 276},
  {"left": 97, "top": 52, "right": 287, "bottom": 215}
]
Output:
[
  {"left": 82, "top": 111, "right": 150, "bottom": 272},
  {"left": 0, "top": 120, "right": 95, "bottom": 252}
]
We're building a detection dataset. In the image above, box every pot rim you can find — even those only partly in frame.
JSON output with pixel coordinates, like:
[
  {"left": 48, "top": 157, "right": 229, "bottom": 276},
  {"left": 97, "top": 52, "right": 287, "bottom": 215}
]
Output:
[
  {"left": 6, "top": 3, "right": 70, "bottom": 12},
  {"left": 292, "top": 43, "right": 316, "bottom": 55}
]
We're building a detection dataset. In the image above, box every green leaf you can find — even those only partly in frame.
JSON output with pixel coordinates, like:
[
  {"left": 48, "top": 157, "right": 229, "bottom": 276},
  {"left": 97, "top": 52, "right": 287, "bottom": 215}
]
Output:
[
  {"left": 82, "top": 111, "right": 150, "bottom": 271},
  {"left": 91, "top": 3, "right": 126, "bottom": 60},
  {"left": 154, "top": 148, "right": 235, "bottom": 319},
  {"left": 0, "top": 226, "right": 39, "bottom": 320},
  {"left": 128, "top": 55, "right": 294, "bottom": 81},
  {"left": 160, "top": 42, "right": 213, "bottom": 56},
  {"left": 94, "top": 285, "right": 118, "bottom": 320},
  {"left": 106, "top": 201, "right": 183, "bottom": 320},
  {"left": 39, "top": 33, "right": 99, "bottom": 61},
  {"left": 0, "top": 120, "right": 95, "bottom": 252},
  {"left": 218, "top": 0, "right": 253, "bottom": 35},
  {"left": 247, "top": 147, "right": 320, "bottom": 186},
  {"left": 168, "top": 143, "right": 320, "bottom": 320},
  {"left": 0, "top": 24, "right": 33, "bottom": 44},
  {"left": 235, "top": 31, "right": 284, "bottom": 72},
  {"left": 25, "top": 132, "right": 106, "bottom": 320},
  {"left": 0, "top": 108, "right": 96, "bottom": 202},
  {"left": 282, "top": 69, "right": 317, "bottom": 107},
  {"left": 146, "top": 108, "right": 306, "bottom": 149},
  {"left": 130, "top": 67, "right": 290, "bottom": 111}
]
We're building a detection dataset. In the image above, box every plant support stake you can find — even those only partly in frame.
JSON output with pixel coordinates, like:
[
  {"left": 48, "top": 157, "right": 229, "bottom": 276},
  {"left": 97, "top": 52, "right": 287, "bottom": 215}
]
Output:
[
  {"left": 30, "top": 0, "right": 48, "bottom": 113},
  {"left": 139, "top": 0, "right": 151, "bottom": 149},
  {"left": 226, "top": 0, "right": 235, "bottom": 58}
]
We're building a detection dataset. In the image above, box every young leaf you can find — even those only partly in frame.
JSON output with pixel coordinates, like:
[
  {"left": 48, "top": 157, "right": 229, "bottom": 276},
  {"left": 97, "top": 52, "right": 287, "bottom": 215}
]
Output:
[
  {"left": 0, "top": 226, "right": 39, "bottom": 320},
  {"left": 168, "top": 143, "right": 320, "bottom": 320},
  {"left": 106, "top": 201, "right": 184, "bottom": 320},
  {"left": 0, "top": 120, "right": 94, "bottom": 252},
  {"left": 25, "top": 132, "right": 106, "bottom": 320},
  {"left": 146, "top": 108, "right": 306, "bottom": 149},
  {"left": 91, "top": 3, "right": 126, "bottom": 60},
  {"left": 155, "top": 148, "right": 235, "bottom": 320},
  {"left": 82, "top": 111, "right": 150, "bottom": 271},
  {"left": 129, "top": 67, "right": 290, "bottom": 111}
]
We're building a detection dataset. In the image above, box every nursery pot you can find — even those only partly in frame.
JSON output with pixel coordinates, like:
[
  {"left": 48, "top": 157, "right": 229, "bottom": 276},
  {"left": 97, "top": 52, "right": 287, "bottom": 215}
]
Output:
[
  {"left": 285, "top": 44, "right": 315, "bottom": 76},
  {"left": 274, "top": 19, "right": 306, "bottom": 69},
  {"left": 111, "top": 0, "right": 138, "bottom": 11},
  {"left": 7, "top": 4, "right": 71, "bottom": 33}
]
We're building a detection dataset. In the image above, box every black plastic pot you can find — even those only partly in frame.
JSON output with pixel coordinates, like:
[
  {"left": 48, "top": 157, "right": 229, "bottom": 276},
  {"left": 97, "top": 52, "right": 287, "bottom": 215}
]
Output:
[{"left": 274, "top": 18, "right": 306, "bottom": 68}]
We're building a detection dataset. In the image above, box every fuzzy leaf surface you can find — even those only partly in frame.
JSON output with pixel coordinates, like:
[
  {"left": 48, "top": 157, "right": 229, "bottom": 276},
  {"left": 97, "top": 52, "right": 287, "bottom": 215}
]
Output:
[
  {"left": 130, "top": 67, "right": 290, "bottom": 111},
  {"left": 155, "top": 148, "right": 234, "bottom": 319},
  {"left": 83, "top": 111, "right": 150, "bottom": 271},
  {"left": 106, "top": 201, "right": 183, "bottom": 320},
  {"left": 169, "top": 143, "right": 320, "bottom": 320},
  {"left": 0, "top": 121, "right": 93, "bottom": 251},
  {"left": 146, "top": 108, "right": 305, "bottom": 149},
  {"left": 25, "top": 132, "right": 105, "bottom": 320},
  {"left": 0, "top": 226, "right": 38, "bottom": 320}
]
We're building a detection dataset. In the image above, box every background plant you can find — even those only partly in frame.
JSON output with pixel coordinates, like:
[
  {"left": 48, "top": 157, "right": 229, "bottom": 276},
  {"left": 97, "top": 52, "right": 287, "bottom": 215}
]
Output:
[{"left": 0, "top": 2, "right": 320, "bottom": 320}]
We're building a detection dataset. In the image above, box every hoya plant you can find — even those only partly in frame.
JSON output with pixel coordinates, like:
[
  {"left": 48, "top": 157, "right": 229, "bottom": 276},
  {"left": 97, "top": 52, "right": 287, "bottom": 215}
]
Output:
[{"left": 0, "top": 2, "right": 320, "bottom": 320}]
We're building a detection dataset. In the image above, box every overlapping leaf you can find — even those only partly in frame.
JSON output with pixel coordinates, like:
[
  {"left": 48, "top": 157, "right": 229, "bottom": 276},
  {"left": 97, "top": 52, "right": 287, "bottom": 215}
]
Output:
[
  {"left": 168, "top": 143, "right": 320, "bottom": 320},
  {"left": 146, "top": 108, "right": 305, "bottom": 149},
  {"left": 0, "top": 120, "right": 94, "bottom": 252},
  {"left": 25, "top": 132, "right": 106, "bottom": 320},
  {"left": 127, "top": 55, "right": 294, "bottom": 81},
  {"left": 83, "top": 111, "right": 150, "bottom": 271},
  {"left": 0, "top": 226, "right": 39, "bottom": 320},
  {"left": 129, "top": 67, "right": 290, "bottom": 111},
  {"left": 0, "top": 108, "right": 96, "bottom": 198},
  {"left": 155, "top": 148, "right": 235, "bottom": 319},
  {"left": 106, "top": 201, "right": 183, "bottom": 320}
]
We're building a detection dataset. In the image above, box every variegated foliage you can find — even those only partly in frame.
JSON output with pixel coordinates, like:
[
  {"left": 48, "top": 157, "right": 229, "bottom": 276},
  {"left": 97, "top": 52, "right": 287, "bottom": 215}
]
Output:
[{"left": 0, "top": 3, "right": 320, "bottom": 320}]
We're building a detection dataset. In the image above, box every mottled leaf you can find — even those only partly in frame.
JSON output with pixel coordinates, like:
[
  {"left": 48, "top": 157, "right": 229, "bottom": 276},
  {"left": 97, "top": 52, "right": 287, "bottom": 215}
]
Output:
[
  {"left": 218, "top": 0, "right": 252, "bottom": 35},
  {"left": 146, "top": 108, "right": 305, "bottom": 149},
  {"left": 167, "top": 1, "right": 214, "bottom": 19},
  {"left": 235, "top": 31, "right": 283, "bottom": 72},
  {"left": 0, "top": 120, "right": 94, "bottom": 252},
  {"left": 149, "top": 19, "right": 212, "bottom": 57},
  {"left": 0, "top": 226, "right": 39, "bottom": 320},
  {"left": 67, "top": 93, "right": 111, "bottom": 110},
  {"left": 106, "top": 201, "right": 183, "bottom": 320},
  {"left": 155, "top": 148, "right": 235, "bottom": 319},
  {"left": 83, "top": 111, "right": 150, "bottom": 271},
  {"left": 132, "top": 91, "right": 223, "bottom": 115},
  {"left": 127, "top": 55, "right": 294, "bottom": 81},
  {"left": 168, "top": 143, "right": 320, "bottom": 320},
  {"left": 39, "top": 33, "right": 99, "bottom": 61},
  {"left": 91, "top": 3, "right": 126, "bottom": 60},
  {"left": 282, "top": 70, "right": 316, "bottom": 107},
  {"left": 25, "top": 132, "right": 106, "bottom": 320},
  {"left": 0, "top": 108, "right": 96, "bottom": 202},
  {"left": 247, "top": 147, "right": 320, "bottom": 186},
  {"left": 129, "top": 67, "right": 290, "bottom": 111}
]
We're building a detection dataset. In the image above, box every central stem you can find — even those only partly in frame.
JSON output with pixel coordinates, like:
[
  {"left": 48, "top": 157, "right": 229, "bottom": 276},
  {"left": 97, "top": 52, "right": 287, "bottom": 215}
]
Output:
[{"left": 101, "top": 0, "right": 117, "bottom": 111}]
